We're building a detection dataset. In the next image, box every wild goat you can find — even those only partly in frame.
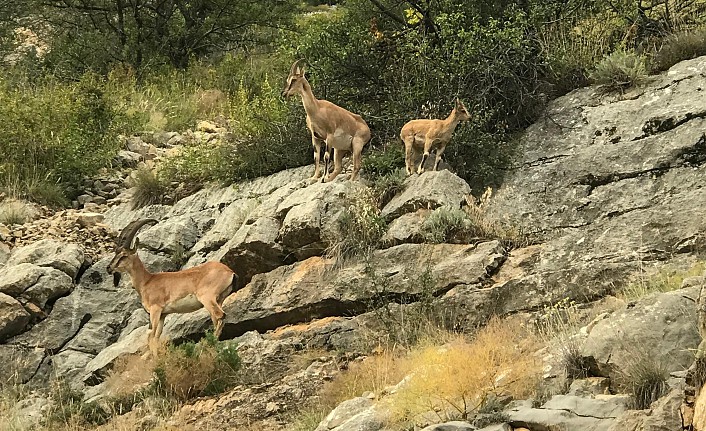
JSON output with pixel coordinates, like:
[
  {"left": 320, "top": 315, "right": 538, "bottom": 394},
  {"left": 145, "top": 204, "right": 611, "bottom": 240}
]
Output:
[
  {"left": 107, "top": 219, "right": 237, "bottom": 355},
  {"left": 282, "top": 59, "right": 371, "bottom": 182},
  {"left": 400, "top": 98, "right": 471, "bottom": 175}
]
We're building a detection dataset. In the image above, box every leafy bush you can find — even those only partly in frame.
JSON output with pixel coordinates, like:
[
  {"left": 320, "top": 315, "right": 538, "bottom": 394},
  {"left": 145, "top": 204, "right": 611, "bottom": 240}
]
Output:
[
  {"left": 590, "top": 50, "right": 647, "bottom": 89},
  {"left": 160, "top": 77, "right": 311, "bottom": 186},
  {"left": 651, "top": 28, "right": 706, "bottom": 72},
  {"left": 154, "top": 333, "right": 241, "bottom": 400},
  {"left": 0, "top": 72, "right": 130, "bottom": 205}
]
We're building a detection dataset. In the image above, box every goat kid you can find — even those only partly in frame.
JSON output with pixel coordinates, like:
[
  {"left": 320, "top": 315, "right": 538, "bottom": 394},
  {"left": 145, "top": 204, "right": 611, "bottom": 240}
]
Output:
[
  {"left": 282, "top": 59, "right": 371, "bottom": 182},
  {"left": 107, "top": 219, "right": 237, "bottom": 356},
  {"left": 400, "top": 98, "right": 471, "bottom": 175}
]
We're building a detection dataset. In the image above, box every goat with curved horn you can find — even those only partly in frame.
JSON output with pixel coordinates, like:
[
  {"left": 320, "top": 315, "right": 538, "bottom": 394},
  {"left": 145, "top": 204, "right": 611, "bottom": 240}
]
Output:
[
  {"left": 282, "top": 59, "right": 371, "bottom": 182},
  {"left": 107, "top": 219, "right": 238, "bottom": 356}
]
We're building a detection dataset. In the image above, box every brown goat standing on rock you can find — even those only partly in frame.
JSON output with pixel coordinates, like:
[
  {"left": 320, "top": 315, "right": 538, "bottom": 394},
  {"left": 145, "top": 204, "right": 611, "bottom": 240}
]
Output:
[
  {"left": 400, "top": 98, "right": 472, "bottom": 175},
  {"left": 107, "top": 219, "right": 237, "bottom": 356},
  {"left": 282, "top": 59, "right": 371, "bottom": 182}
]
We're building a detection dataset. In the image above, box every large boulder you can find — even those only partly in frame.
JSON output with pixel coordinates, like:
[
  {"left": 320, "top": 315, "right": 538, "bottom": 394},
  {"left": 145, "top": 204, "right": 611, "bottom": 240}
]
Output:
[
  {"left": 164, "top": 241, "right": 505, "bottom": 341},
  {"left": 582, "top": 287, "right": 700, "bottom": 381},
  {"left": 485, "top": 56, "right": 706, "bottom": 312},
  {"left": 0, "top": 263, "right": 73, "bottom": 309},
  {"left": 0, "top": 292, "right": 31, "bottom": 340},
  {"left": 6, "top": 239, "right": 85, "bottom": 279},
  {"left": 137, "top": 211, "right": 215, "bottom": 254},
  {"left": 315, "top": 397, "right": 387, "bottom": 431},
  {"left": 381, "top": 170, "right": 471, "bottom": 220},
  {"left": 507, "top": 393, "right": 629, "bottom": 431},
  {"left": 213, "top": 216, "right": 286, "bottom": 285}
]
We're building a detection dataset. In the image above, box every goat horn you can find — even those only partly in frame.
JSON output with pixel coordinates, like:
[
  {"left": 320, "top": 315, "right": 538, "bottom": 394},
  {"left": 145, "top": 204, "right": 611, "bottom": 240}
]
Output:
[
  {"left": 117, "top": 219, "right": 158, "bottom": 250},
  {"left": 290, "top": 58, "right": 305, "bottom": 75}
]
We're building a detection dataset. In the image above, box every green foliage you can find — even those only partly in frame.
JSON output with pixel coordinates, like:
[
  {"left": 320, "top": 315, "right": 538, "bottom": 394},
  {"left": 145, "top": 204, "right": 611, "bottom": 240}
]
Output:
[
  {"left": 154, "top": 333, "right": 241, "bottom": 400},
  {"left": 29, "top": 0, "right": 298, "bottom": 76},
  {"left": 651, "top": 27, "right": 706, "bottom": 72},
  {"left": 160, "top": 76, "right": 311, "bottom": 185},
  {"left": 590, "top": 50, "right": 647, "bottom": 89},
  {"left": 424, "top": 206, "right": 474, "bottom": 244},
  {"left": 369, "top": 168, "right": 406, "bottom": 208},
  {"left": 44, "top": 381, "right": 109, "bottom": 426},
  {"left": 0, "top": 72, "right": 129, "bottom": 204},
  {"left": 362, "top": 144, "right": 405, "bottom": 180}
]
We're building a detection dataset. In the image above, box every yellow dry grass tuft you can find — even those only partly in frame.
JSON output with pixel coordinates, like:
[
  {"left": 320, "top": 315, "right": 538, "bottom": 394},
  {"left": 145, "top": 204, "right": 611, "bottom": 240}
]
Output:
[{"left": 388, "top": 317, "right": 541, "bottom": 425}]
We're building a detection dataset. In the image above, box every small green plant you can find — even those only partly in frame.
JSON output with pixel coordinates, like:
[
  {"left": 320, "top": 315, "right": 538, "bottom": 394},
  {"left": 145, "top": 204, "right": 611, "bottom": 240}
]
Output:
[
  {"left": 44, "top": 381, "right": 109, "bottom": 427},
  {"left": 472, "top": 396, "right": 510, "bottom": 428},
  {"left": 651, "top": 28, "right": 706, "bottom": 72},
  {"left": 131, "top": 168, "right": 169, "bottom": 209},
  {"left": 362, "top": 144, "right": 405, "bottom": 180},
  {"left": 424, "top": 206, "right": 473, "bottom": 244},
  {"left": 590, "top": 50, "right": 647, "bottom": 90},
  {"left": 369, "top": 168, "right": 405, "bottom": 208},
  {"left": 617, "top": 353, "right": 669, "bottom": 410}
]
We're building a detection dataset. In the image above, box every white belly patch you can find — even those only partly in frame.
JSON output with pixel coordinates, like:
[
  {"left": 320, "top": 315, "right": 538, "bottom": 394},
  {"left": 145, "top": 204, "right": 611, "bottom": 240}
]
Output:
[
  {"left": 163, "top": 294, "right": 203, "bottom": 314},
  {"left": 327, "top": 129, "right": 353, "bottom": 150}
]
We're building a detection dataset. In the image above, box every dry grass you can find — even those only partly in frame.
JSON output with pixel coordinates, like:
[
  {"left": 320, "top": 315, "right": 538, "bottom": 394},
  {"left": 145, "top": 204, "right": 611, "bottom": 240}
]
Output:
[
  {"left": 155, "top": 335, "right": 241, "bottom": 401},
  {"left": 620, "top": 261, "right": 705, "bottom": 301},
  {"left": 462, "top": 189, "right": 530, "bottom": 248},
  {"left": 0, "top": 199, "right": 32, "bottom": 226},
  {"left": 105, "top": 354, "right": 156, "bottom": 398},
  {"left": 387, "top": 317, "right": 541, "bottom": 425}
]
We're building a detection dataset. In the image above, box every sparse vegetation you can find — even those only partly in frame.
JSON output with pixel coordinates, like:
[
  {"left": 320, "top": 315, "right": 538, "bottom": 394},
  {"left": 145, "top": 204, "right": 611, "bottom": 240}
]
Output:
[
  {"left": 0, "top": 200, "right": 31, "bottom": 226},
  {"left": 131, "top": 168, "right": 170, "bottom": 209},
  {"left": 651, "top": 28, "right": 706, "bottom": 72},
  {"left": 326, "top": 187, "right": 387, "bottom": 262},
  {"left": 617, "top": 350, "right": 669, "bottom": 410},
  {"left": 590, "top": 50, "right": 648, "bottom": 90},
  {"left": 620, "top": 261, "right": 705, "bottom": 300},
  {"left": 536, "top": 298, "right": 592, "bottom": 380}
]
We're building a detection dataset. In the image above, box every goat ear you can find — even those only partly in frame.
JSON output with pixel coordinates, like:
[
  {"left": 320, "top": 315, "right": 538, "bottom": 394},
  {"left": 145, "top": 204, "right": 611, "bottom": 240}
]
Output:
[{"left": 130, "top": 238, "right": 139, "bottom": 253}]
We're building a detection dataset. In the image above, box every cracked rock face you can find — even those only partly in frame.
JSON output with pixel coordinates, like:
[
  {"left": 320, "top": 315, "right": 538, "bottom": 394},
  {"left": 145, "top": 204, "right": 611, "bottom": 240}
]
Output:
[{"left": 488, "top": 55, "right": 706, "bottom": 303}]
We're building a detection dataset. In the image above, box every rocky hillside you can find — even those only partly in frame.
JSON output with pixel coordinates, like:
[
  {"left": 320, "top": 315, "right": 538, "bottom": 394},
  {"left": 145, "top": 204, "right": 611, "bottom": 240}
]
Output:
[{"left": 2, "top": 56, "right": 706, "bottom": 431}]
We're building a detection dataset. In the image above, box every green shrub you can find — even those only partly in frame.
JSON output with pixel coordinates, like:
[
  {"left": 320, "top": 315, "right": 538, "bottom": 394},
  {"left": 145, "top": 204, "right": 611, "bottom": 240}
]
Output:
[
  {"left": 0, "top": 72, "right": 129, "bottom": 205},
  {"left": 651, "top": 28, "right": 706, "bottom": 72},
  {"left": 590, "top": 50, "right": 647, "bottom": 89},
  {"left": 154, "top": 333, "right": 241, "bottom": 400},
  {"left": 424, "top": 206, "right": 473, "bottom": 244}
]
